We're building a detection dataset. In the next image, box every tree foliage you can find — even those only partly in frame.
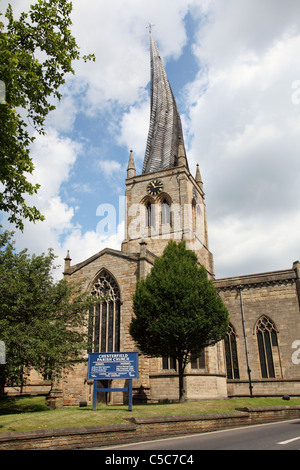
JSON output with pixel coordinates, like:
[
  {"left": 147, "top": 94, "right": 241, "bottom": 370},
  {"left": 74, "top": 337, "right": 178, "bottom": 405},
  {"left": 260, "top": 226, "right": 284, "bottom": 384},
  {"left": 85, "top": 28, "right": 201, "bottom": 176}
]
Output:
[
  {"left": 130, "top": 241, "right": 229, "bottom": 401},
  {"left": 0, "top": 231, "right": 95, "bottom": 394},
  {"left": 0, "top": 1, "right": 95, "bottom": 230}
]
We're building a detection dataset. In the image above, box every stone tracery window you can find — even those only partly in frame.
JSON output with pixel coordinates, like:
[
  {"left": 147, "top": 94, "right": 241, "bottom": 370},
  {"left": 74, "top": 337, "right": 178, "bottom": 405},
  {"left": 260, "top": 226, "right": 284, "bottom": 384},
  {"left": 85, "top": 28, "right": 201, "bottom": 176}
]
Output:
[
  {"left": 256, "top": 316, "right": 281, "bottom": 379},
  {"left": 224, "top": 323, "right": 240, "bottom": 379},
  {"left": 88, "top": 270, "right": 121, "bottom": 353}
]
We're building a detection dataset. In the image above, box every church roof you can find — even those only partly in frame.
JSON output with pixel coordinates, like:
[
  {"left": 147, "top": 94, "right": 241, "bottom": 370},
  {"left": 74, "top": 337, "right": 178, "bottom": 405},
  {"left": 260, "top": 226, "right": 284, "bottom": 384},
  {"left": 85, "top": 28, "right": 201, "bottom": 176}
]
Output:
[{"left": 142, "top": 32, "right": 188, "bottom": 174}]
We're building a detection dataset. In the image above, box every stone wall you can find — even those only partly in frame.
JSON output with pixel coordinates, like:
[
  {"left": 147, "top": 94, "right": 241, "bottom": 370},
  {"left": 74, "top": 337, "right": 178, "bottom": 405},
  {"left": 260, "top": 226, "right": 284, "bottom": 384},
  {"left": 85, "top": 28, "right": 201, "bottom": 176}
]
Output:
[
  {"left": 214, "top": 263, "right": 300, "bottom": 397},
  {"left": 1, "top": 406, "right": 299, "bottom": 450},
  {"left": 62, "top": 249, "right": 154, "bottom": 405}
]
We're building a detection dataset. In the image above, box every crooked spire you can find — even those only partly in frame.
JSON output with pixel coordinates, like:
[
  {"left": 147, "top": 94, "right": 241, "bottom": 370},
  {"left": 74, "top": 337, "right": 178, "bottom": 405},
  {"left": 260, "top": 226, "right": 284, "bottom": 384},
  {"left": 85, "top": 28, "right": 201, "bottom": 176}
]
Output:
[{"left": 142, "top": 32, "right": 188, "bottom": 174}]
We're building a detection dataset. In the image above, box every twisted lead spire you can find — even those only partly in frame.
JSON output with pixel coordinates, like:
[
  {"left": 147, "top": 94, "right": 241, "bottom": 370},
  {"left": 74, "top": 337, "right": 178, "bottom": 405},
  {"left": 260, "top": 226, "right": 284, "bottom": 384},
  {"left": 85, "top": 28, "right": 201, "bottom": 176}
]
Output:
[{"left": 142, "top": 32, "right": 187, "bottom": 174}]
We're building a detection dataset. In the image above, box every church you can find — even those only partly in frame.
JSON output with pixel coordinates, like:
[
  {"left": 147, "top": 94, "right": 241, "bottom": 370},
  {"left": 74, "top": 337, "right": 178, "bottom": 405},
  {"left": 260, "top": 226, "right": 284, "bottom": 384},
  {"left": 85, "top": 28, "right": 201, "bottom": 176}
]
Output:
[{"left": 60, "top": 32, "right": 300, "bottom": 405}]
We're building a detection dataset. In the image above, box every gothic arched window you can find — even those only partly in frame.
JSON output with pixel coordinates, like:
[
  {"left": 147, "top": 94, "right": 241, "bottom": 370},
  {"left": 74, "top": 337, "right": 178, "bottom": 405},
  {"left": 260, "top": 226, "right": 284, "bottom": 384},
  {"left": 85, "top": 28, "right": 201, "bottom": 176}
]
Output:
[
  {"left": 256, "top": 316, "right": 280, "bottom": 379},
  {"left": 161, "top": 198, "right": 171, "bottom": 226},
  {"left": 88, "top": 271, "right": 121, "bottom": 353},
  {"left": 145, "top": 201, "right": 155, "bottom": 228},
  {"left": 224, "top": 324, "right": 240, "bottom": 379}
]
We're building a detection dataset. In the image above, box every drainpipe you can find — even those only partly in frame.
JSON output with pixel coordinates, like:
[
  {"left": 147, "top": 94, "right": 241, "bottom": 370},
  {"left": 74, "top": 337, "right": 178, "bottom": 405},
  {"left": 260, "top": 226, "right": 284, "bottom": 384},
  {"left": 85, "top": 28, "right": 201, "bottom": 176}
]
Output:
[
  {"left": 293, "top": 260, "right": 300, "bottom": 310},
  {"left": 238, "top": 286, "right": 253, "bottom": 398}
]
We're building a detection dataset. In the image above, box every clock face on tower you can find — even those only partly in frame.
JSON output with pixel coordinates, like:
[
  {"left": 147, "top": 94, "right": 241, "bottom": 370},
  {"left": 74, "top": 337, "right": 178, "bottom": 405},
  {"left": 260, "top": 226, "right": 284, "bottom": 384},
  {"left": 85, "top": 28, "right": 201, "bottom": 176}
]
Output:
[{"left": 147, "top": 179, "right": 164, "bottom": 196}]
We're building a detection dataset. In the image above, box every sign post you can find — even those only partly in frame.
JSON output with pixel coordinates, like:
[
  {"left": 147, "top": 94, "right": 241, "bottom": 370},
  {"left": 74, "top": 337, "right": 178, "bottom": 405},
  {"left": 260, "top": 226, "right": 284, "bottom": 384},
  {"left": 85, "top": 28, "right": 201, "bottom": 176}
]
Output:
[{"left": 87, "top": 352, "right": 139, "bottom": 411}]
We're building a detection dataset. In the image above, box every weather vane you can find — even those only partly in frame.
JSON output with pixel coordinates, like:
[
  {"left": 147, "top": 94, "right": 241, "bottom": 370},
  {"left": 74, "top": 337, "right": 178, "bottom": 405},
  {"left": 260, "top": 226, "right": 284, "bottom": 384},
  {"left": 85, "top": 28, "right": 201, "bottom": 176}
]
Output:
[{"left": 147, "top": 22, "right": 155, "bottom": 33}]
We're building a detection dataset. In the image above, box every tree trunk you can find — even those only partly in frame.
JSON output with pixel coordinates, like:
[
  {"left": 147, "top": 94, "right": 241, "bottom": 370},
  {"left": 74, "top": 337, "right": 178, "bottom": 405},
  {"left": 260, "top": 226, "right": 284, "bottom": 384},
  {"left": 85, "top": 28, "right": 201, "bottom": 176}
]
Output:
[
  {"left": 0, "top": 365, "right": 6, "bottom": 396},
  {"left": 178, "top": 360, "right": 186, "bottom": 402}
]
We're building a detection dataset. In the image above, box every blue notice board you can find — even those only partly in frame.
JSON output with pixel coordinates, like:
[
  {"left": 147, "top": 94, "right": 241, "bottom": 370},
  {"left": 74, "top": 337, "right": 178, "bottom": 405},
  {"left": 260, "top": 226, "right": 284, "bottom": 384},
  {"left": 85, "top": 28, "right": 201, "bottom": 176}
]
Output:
[{"left": 88, "top": 352, "right": 139, "bottom": 380}]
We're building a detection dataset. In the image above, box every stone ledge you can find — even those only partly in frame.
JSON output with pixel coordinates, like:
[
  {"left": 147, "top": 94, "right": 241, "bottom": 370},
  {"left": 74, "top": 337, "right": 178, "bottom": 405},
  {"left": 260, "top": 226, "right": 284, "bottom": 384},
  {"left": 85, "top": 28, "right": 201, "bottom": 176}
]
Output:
[
  {"left": 0, "top": 406, "right": 299, "bottom": 450},
  {"left": 0, "top": 423, "right": 136, "bottom": 443},
  {"left": 128, "top": 412, "right": 248, "bottom": 424},
  {"left": 236, "top": 405, "right": 300, "bottom": 412},
  {"left": 214, "top": 268, "right": 296, "bottom": 290}
]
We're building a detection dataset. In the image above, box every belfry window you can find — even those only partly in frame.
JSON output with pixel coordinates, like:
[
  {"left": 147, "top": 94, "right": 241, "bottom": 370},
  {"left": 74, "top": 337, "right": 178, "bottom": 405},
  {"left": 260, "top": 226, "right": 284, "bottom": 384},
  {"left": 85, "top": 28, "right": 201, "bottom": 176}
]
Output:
[
  {"left": 88, "top": 271, "right": 121, "bottom": 353},
  {"left": 145, "top": 201, "right": 154, "bottom": 228},
  {"left": 256, "top": 316, "right": 280, "bottom": 379},
  {"left": 224, "top": 324, "right": 240, "bottom": 379},
  {"left": 161, "top": 198, "right": 171, "bottom": 225}
]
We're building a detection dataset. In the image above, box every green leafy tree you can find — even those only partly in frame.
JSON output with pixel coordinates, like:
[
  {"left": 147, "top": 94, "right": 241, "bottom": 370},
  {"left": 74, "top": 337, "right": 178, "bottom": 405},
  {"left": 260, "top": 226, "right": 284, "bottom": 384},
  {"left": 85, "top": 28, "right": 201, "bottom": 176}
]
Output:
[
  {"left": 130, "top": 241, "right": 229, "bottom": 402},
  {"left": 0, "top": 231, "right": 95, "bottom": 396},
  {"left": 0, "top": 1, "right": 95, "bottom": 230}
]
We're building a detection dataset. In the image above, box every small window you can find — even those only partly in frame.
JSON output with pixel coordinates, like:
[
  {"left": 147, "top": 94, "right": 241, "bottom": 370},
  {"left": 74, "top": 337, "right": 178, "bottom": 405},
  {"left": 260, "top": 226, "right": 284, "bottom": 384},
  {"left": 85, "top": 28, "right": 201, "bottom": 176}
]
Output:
[
  {"left": 191, "top": 349, "right": 206, "bottom": 369},
  {"left": 162, "top": 356, "right": 177, "bottom": 370}
]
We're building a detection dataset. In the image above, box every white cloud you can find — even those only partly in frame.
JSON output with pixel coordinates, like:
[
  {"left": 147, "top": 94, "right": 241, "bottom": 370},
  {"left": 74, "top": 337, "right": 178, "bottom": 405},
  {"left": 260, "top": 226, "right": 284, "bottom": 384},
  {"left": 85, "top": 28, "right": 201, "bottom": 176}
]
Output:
[
  {"left": 28, "top": 128, "right": 81, "bottom": 198},
  {"left": 185, "top": 0, "right": 300, "bottom": 276},
  {"left": 69, "top": 0, "right": 191, "bottom": 113},
  {"left": 210, "top": 211, "right": 300, "bottom": 278},
  {"left": 117, "top": 96, "right": 150, "bottom": 163},
  {"left": 2, "top": 0, "right": 300, "bottom": 280},
  {"left": 98, "top": 160, "right": 122, "bottom": 178},
  {"left": 5, "top": 126, "right": 126, "bottom": 278},
  {"left": 3, "top": 129, "right": 79, "bottom": 257},
  {"left": 192, "top": 0, "right": 300, "bottom": 69},
  {"left": 62, "top": 220, "right": 125, "bottom": 262},
  {"left": 46, "top": 91, "right": 78, "bottom": 133}
]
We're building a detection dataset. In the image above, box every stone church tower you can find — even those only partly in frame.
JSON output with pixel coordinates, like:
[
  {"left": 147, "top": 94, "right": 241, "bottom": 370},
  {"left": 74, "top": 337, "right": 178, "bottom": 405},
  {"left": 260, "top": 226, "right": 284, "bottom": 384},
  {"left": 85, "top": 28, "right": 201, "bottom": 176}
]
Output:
[
  {"left": 61, "top": 32, "right": 227, "bottom": 405},
  {"left": 122, "top": 32, "right": 214, "bottom": 276}
]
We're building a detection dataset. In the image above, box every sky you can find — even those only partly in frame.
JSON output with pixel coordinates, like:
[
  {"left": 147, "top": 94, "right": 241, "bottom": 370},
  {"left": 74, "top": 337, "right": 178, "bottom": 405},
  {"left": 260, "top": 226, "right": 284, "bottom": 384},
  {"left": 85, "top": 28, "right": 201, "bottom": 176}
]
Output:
[{"left": 1, "top": 0, "right": 300, "bottom": 279}]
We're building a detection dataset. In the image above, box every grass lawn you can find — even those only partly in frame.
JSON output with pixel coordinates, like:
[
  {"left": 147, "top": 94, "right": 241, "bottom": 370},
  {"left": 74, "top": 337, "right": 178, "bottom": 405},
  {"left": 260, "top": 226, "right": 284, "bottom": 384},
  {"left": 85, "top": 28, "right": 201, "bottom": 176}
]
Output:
[{"left": 1, "top": 395, "right": 300, "bottom": 434}]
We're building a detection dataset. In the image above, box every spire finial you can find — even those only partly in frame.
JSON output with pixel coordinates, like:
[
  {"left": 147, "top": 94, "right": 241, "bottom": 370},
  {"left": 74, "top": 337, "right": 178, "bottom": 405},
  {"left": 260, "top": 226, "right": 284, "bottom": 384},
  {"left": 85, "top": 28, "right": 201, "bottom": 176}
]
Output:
[
  {"left": 64, "top": 250, "right": 72, "bottom": 274},
  {"left": 177, "top": 136, "right": 187, "bottom": 167},
  {"left": 147, "top": 22, "right": 155, "bottom": 33},
  {"left": 127, "top": 149, "right": 136, "bottom": 179},
  {"left": 195, "top": 164, "right": 203, "bottom": 190}
]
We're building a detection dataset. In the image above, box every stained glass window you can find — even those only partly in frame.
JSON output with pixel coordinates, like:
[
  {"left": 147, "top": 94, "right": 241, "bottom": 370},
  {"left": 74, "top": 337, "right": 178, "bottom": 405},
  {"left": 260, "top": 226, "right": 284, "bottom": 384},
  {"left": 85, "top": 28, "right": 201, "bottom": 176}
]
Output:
[
  {"left": 88, "top": 271, "right": 121, "bottom": 353},
  {"left": 256, "top": 316, "right": 279, "bottom": 379},
  {"left": 224, "top": 324, "right": 240, "bottom": 379}
]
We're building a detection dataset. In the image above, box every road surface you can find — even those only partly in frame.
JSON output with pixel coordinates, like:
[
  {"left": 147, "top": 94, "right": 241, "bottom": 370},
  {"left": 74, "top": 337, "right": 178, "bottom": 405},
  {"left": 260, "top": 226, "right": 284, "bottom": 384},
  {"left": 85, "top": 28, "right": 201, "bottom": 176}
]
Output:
[{"left": 96, "top": 419, "right": 300, "bottom": 451}]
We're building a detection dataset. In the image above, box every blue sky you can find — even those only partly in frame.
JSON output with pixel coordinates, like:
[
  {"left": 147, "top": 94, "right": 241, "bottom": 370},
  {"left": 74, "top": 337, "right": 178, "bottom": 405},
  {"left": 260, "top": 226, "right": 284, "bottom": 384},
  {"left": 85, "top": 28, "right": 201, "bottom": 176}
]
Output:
[{"left": 1, "top": 0, "right": 300, "bottom": 279}]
